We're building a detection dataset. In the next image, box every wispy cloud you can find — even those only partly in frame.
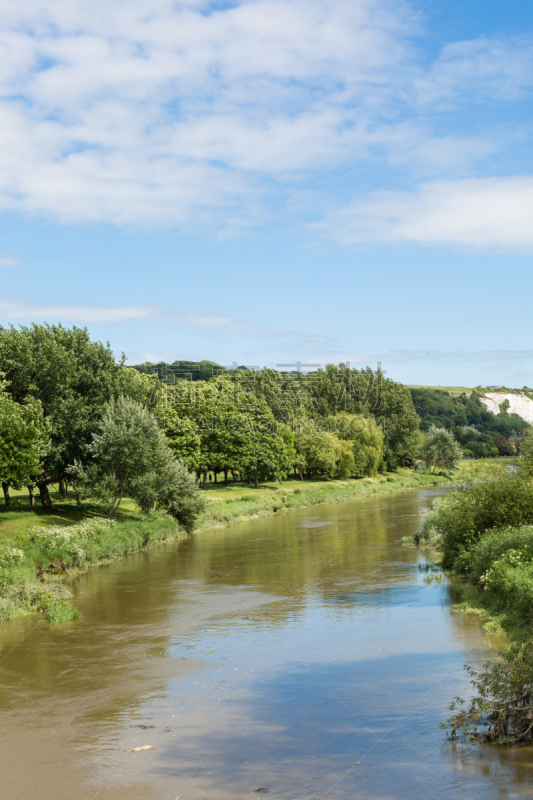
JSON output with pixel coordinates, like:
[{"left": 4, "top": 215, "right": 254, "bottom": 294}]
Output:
[
  {"left": 0, "top": 254, "right": 25, "bottom": 267},
  {"left": 0, "top": 296, "right": 154, "bottom": 323},
  {"left": 321, "top": 176, "right": 533, "bottom": 250}
]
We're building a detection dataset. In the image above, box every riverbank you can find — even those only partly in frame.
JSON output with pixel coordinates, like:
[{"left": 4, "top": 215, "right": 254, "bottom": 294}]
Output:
[
  {"left": 196, "top": 470, "right": 452, "bottom": 532},
  {"left": 0, "top": 470, "right": 453, "bottom": 623},
  {"left": 0, "top": 511, "right": 186, "bottom": 621}
]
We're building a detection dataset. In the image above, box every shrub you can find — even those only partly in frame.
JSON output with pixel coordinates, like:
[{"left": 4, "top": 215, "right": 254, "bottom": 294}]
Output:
[
  {"left": 443, "top": 640, "right": 533, "bottom": 744},
  {"left": 45, "top": 601, "right": 80, "bottom": 623},
  {"left": 414, "top": 470, "right": 533, "bottom": 568}
]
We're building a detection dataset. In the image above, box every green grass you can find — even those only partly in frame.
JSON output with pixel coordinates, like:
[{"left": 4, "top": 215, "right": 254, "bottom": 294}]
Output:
[
  {"left": 0, "top": 494, "right": 184, "bottom": 622},
  {"left": 196, "top": 470, "right": 453, "bottom": 531},
  {"left": 45, "top": 601, "right": 80, "bottom": 623},
  {"left": 407, "top": 384, "right": 474, "bottom": 396}
]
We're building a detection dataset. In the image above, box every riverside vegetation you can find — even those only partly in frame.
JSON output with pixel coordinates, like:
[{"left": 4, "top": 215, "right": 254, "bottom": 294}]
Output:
[
  {"left": 414, "top": 435, "right": 533, "bottom": 744},
  {"left": 0, "top": 323, "right": 478, "bottom": 623}
]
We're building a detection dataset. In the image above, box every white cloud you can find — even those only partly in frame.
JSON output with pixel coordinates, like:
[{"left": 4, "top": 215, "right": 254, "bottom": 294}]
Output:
[
  {"left": 322, "top": 176, "right": 533, "bottom": 249},
  {"left": 0, "top": 0, "right": 416, "bottom": 226},
  {"left": 0, "top": 254, "right": 25, "bottom": 267},
  {"left": 414, "top": 36, "right": 533, "bottom": 107},
  {"left": 0, "top": 296, "right": 153, "bottom": 323},
  {"left": 0, "top": 4, "right": 529, "bottom": 229}
]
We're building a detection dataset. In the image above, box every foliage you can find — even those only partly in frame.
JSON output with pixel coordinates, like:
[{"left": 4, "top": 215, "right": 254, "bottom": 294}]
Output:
[
  {"left": 414, "top": 469, "right": 533, "bottom": 567},
  {"left": 419, "top": 425, "right": 463, "bottom": 473},
  {"left": 0, "top": 385, "right": 49, "bottom": 499},
  {"left": 493, "top": 433, "right": 516, "bottom": 456},
  {"left": 68, "top": 396, "right": 204, "bottom": 526},
  {"left": 294, "top": 427, "right": 338, "bottom": 478},
  {"left": 330, "top": 413, "right": 384, "bottom": 476},
  {"left": 518, "top": 431, "right": 533, "bottom": 478},
  {"left": 410, "top": 387, "right": 528, "bottom": 438},
  {"left": 0, "top": 323, "right": 120, "bottom": 483},
  {"left": 45, "top": 601, "right": 80, "bottom": 623},
  {"left": 444, "top": 640, "right": 533, "bottom": 744}
]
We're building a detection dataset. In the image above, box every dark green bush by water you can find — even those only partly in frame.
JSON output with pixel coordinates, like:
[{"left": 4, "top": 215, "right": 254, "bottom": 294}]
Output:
[
  {"left": 45, "top": 601, "right": 80, "bottom": 623},
  {"left": 415, "top": 469, "right": 533, "bottom": 568},
  {"left": 415, "top": 464, "right": 533, "bottom": 744}
]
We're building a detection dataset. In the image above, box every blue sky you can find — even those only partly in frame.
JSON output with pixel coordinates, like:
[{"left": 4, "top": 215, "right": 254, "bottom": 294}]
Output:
[{"left": 1, "top": 0, "right": 533, "bottom": 386}]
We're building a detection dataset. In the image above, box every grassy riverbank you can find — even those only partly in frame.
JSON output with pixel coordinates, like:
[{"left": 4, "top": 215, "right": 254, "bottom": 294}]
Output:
[
  {"left": 196, "top": 470, "right": 452, "bottom": 532},
  {"left": 0, "top": 503, "right": 185, "bottom": 622},
  {"left": 0, "top": 470, "right": 453, "bottom": 623}
]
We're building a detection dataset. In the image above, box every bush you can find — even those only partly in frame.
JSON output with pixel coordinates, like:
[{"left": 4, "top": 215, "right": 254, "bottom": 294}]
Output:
[
  {"left": 45, "top": 601, "right": 80, "bottom": 623},
  {"left": 414, "top": 470, "right": 533, "bottom": 568},
  {"left": 0, "top": 581, "right": 72, "bottom": 619},
  {"left": 444, "top": 640, "right": 533, "bottom": 744},
  {"left": 453, "top": 526, "right": 533, "bottom": 629}
]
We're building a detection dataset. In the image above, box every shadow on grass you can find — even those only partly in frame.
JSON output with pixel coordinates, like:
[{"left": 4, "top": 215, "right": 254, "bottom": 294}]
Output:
[{"left": 0, "top": 492, "right": 138, "bottom": 541}]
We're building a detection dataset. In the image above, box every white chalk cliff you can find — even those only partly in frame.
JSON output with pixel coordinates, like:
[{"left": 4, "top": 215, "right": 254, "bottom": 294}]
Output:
[{"left": 480, "top": 392, "right": 533, "bottom": 425}]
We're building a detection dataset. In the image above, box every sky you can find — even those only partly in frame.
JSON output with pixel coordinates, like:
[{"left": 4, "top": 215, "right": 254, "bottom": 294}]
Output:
[{"left": 1, "top": 0, "right": 533, "bottom": 386}]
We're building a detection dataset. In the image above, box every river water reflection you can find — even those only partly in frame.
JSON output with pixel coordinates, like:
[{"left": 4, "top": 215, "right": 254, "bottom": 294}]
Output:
[{"left": 2, "top": 486, "right": 533, "bottom": 799}]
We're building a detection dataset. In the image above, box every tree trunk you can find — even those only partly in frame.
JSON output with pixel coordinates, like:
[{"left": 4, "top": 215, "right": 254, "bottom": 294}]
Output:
[
  {"left": 28, "top": 485, "right": 35, "bottom": 507},
  {"left": 202, "top": 471, "right": 207, "bottom": 489},
  {"left": 224, "top": 469, "right": 228, "bottom": 486},
  {"left": 37, "top": 482, "right": 53, "bottom": 508},
  {"left": 298, "top": 469, "right": 303, "bottom": 481},
  {"left": 254, "top": 468, "right": 258, "bottom": 488},
  {"left": 214, "top": 471, "right": 218, "bottom": 484},
  {"left": 75, "top": 492, "right": 81, "bottom": 506},
  {"left": 232, "top": 470, "right": 237, "bottom": 482},
  {"left": 2, "top": 482, "right": 10, "bottom": 506},
  {"left": 58, "top": 477, "right": 68, "bottom": 499}
]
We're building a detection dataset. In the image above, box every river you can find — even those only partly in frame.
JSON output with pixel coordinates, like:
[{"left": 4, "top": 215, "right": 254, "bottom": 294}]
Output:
[{"left": 1, "top": 486, "right": 533, "bottom": 799}]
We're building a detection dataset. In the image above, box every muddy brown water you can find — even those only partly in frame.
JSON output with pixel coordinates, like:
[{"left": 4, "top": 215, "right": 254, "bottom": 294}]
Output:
[{"left": 1, "top": 487, "right": 533, "bottom": 800}]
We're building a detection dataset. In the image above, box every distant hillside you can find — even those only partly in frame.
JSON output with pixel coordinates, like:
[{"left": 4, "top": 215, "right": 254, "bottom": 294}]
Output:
[{"left": 409, "top": 386, "right": 528, "bottom": 458}]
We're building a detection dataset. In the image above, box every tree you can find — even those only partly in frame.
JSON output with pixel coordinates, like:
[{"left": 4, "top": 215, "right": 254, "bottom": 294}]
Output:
[
  {"left": 330, "top": 413, "right": 384, "bottom": 477},
  {"left": 493, "top": 433, "right": 515, "bottom": 457},
  {"left": 155, "top": 405, "right": 202, "bottom": 472},
  {"left": 301, "top": 364, "right": 419, "bottom": 469},
  {"left": 0, "top": 323, "right": 120, "bottom": 505},
  {"left": 68, "top": 397, "right": 204, "bottom": 528},
  {"left": 295, "top": 427, "right": 338, "bottom": 478},
  {"left": 0, "top": 385, "right": 49, "bottom": 505},
  {"left": 518, "top": 430, "right": 533, "bottom": 478},
  {"left": 335, "top": 439, "right": 355, "bottom": 479},
  {"left": 419, "top": 426, "right": 463, "bottom": 473}
]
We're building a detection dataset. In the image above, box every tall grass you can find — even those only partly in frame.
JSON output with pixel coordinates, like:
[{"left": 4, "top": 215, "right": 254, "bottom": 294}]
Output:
[{"left": 0, "top": 512, "right": 182, "bottom": 621}]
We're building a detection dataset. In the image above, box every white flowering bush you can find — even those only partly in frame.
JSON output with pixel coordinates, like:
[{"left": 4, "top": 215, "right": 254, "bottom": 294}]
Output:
[
  {"left": 479, "top": 549, "right": 530, "bottom": 589},
  {"left": 0, "top": 546, "right": 26, "bottom": 569},
  {"left": 29, "top": 519, "right": 116, "bottom": 563}
]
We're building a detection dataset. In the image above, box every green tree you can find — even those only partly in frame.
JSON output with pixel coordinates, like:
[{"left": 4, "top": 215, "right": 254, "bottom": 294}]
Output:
[
  {"left": 493, "top": 433, "right": 515, "bottom": 457},
  {"left": 335, "top": 438, "right": 355, "bottom": 479},
  {"left": 68, "top": 397, "right": 204, "bottom": 527},
  {"left": 301, "top": 364, "right": 418, "bottom": 469},
  {"left": 518, "top": 431, "right": 533, "bottom": 478},
  {"left": 0, "top": 386, "right": 49, "bottom": 505},
  {"left": 0, "top": 323, "right": 120, "bottom": 505},
  {"left": 295, "top": 427, "right": 338, "bottom": 478},
  {"left": 330, "top": 413, "right": 384, "bottom": 477},
  {"left": 419, "top": 425, "right": 463, "bottom": 473}
]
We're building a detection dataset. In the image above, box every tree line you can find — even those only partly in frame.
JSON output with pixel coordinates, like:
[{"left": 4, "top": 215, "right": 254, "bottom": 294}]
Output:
[{"left": 0, "top": 324, "right": 424, "bottom": 520}]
